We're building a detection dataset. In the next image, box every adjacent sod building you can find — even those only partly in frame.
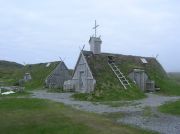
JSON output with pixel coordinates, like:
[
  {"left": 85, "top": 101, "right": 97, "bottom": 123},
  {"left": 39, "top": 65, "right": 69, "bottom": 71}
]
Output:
[
  {"left": 45, "top": 61, "right": 71, "bottom": 88},
  {"left": 23, "top": 61, "right": 64, "bottom": 89}
]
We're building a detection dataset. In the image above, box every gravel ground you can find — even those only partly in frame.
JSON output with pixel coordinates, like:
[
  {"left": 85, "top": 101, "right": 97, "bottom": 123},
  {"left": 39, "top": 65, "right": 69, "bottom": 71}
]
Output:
[
  {"left": 118, "top": 110, "right": 180, "bottom": 134},
  {"left": 31, "top": 90, "right": 180, "bottom": 134}
]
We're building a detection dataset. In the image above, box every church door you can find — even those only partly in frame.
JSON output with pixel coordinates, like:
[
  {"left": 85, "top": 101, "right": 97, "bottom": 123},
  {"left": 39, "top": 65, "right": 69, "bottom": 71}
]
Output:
[{"left": 79, "top": 71, "right": 84, "bottom": 90}]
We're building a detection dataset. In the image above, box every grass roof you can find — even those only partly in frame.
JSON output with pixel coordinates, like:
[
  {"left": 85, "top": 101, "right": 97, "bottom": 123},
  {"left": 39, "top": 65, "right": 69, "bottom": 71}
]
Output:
[
  {"left": 83, "top": 51, "right": 167, "bottom": 88},
  {"left": 23, "top": 61, "right": 60, "bottom": 90}
]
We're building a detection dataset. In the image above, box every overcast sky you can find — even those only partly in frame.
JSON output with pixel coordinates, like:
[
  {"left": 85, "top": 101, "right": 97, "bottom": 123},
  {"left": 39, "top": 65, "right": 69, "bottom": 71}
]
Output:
[{"left": 0, "top": 0, "right": 180, "bottom": 72}]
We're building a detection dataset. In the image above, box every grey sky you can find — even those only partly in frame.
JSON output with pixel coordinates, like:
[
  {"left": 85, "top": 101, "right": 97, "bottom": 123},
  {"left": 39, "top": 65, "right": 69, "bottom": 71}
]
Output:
[{"left": 0, "top": 0, "right": 180, "bottom": 72}]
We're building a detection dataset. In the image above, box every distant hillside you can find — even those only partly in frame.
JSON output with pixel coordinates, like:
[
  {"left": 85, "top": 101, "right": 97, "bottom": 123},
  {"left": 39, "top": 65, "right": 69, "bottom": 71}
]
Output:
[
  {"left": 0, "top": 60, "right": 23, "bottom": 69},
  {"left": 168, "top": 72, "right": 180, "bottom": 83},
  {"left": 0, "top": 60, "right": 23, "bottom": 86}
]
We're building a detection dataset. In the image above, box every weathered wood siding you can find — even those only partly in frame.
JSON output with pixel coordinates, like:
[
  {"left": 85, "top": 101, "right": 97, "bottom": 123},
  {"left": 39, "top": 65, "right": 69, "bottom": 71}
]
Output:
[
  {"left": 72, "top": 53, "right": 95, "bottom": 93},
  {"left": 128, "top": 70, "right": 155, "bottom": 91},
  {"left": 46, "top": 62, "right": 71, "bottom": 88}
]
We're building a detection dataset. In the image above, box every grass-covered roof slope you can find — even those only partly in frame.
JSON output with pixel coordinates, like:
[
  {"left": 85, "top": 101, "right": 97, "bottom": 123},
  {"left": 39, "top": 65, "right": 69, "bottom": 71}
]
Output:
[
  {"left": 23, "top": 61, "right": 60, "bottom": 90},
  {"left": 82, "top": 50, "right": 180, "bottom": 97},
  {"left": 0, "top": 60, "right": 23, "bottom": 86}
]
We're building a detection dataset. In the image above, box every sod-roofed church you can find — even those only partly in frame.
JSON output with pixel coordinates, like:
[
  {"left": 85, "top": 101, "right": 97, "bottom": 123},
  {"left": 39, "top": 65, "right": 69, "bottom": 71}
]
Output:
[{"left": 64, "top": 21, "right": 167, "bottom": 93}]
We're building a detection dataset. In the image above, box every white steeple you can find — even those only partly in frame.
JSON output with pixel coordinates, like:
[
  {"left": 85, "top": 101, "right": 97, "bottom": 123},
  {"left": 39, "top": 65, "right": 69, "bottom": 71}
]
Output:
[{"left": 89, "top": 20, "right": 102, "bottom": 54}]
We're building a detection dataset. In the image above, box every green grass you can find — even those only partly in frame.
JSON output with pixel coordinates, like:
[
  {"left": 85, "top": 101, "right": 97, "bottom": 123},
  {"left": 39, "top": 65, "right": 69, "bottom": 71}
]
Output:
[
  {"left": 73, "top": 85, "right": 146, "bottom": 101},
  {"left": 0, "top": 98, "right": 156, "bottom": 134},
  {"left": 155, "top": 78, "right": 180, "bottom": 96},
  {"left": 168, "top": 72, "right": 180, "bottom": 84},
  {"left": 158, "top": 100, "right": 180, "bottom": 116}
]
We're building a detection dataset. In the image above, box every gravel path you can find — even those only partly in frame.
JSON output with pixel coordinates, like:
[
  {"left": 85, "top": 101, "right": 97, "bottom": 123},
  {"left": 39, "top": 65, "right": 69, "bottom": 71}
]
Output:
[
  {"left": 31, "top": 90, "right": 180, "bottom": 134},
  {"left": 31, "top": 90, "right": 142, "bottom": 113},
  {"left": 118, "top": 109, "right": 180, "bottom": 134}
]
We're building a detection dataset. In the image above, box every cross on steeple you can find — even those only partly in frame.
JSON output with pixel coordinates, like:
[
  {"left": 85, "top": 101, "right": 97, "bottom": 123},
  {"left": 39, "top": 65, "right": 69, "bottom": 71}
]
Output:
[{"left": 92, "top": 20, "right": 99, "bottom": 37}]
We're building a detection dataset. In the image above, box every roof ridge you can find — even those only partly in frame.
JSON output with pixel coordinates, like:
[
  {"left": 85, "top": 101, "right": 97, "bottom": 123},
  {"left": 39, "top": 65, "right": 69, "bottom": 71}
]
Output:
[{"left": 82, "top": 50, "right": 154, "bottom": 59}]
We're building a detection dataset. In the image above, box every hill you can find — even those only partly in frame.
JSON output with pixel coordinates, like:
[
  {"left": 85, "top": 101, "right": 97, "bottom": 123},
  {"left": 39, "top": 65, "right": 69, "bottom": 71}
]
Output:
[
  {"left": 0, "top": 60, "right": 23, "bottom": 86},
  {"left": 0, "top": 60, "right": 23, "bottom": 69}
]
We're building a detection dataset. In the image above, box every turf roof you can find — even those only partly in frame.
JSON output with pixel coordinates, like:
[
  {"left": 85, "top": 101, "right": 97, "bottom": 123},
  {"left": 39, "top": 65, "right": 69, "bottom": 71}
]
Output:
[{"left": 82, "top": 50, "right": 167, "bottom": 89}]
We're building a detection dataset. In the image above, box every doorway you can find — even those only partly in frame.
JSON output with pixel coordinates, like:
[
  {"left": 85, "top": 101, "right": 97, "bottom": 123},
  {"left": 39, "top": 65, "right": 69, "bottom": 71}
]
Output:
[{"left": 79, "top": 71, "right": 84, "bottom": 89}]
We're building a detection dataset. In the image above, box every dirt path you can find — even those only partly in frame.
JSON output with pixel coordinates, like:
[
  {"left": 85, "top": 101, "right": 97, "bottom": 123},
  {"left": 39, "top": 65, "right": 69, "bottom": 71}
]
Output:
[{"left": 31, "top": 90, "right": 180, "bottom": 134}]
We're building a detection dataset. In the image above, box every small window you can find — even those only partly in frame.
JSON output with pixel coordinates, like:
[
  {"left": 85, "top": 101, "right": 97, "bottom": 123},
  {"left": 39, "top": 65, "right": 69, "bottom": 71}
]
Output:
[
  {"left": 46, "top": 63, "right": 51, "bottom": 67},
  {"left": 140, "top": 58, "right": 148, "bottom": 64}
]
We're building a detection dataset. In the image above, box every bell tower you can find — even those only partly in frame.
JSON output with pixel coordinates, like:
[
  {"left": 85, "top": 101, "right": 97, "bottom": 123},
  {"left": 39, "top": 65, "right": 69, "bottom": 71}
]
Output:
[{"left": 89, "top": 20, "right": 102, "bottom": 54}]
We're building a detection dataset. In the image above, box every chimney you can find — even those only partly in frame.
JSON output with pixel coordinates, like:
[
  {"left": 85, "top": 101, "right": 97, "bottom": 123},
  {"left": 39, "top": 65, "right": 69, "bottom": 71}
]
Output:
[{"left": 89, "top": 37, "right": 102, "bottom": 54}]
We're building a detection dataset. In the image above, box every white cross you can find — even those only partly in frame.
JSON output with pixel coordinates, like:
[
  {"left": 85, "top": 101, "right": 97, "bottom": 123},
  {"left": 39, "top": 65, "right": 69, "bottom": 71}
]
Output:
[{"left": 92, "top": 20, "right": 99, "bottom": 37}]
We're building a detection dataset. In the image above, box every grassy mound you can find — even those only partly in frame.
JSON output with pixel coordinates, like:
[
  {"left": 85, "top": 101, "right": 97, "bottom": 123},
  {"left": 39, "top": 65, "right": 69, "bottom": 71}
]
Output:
[
  {"left": 0, "top": 98, "right": 156, "bottom": 134},
  {"left": 158, "top": 100, "right": 180, "bottom": 115}
]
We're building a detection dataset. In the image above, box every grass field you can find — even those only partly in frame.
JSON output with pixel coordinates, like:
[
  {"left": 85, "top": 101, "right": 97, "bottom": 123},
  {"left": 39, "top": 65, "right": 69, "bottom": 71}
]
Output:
[
  {"left": 158, "top": 100, "right": 180, "bottom": 116},
  {"left": 0, "top": 97, "right": 157, "bottom": 134}
]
